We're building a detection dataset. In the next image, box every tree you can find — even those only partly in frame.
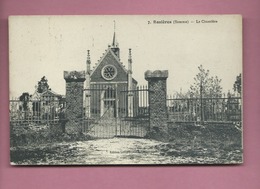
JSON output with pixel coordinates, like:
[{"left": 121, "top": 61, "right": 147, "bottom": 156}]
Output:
[
  {"left": 19, "top": 92, "right": 31, "bottom": 120},
  {"left": 19, "top": 92, "right": 30, "bottom": 111},
  {"left": 37, "top": 76, "right": 50, "bottom": 93},
  {"left": 188, "top": 65, "right": 223, "bottom": 122},
  {"left": 233, "top": 73, "right": 242, "bottom": 96},
  {"left": 189, "top": 65, "right": 222, "bottom": 98}
]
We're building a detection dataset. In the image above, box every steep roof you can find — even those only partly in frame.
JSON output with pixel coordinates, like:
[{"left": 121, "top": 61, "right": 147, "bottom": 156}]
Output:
[
  {"left": 41, "top": 90, "right": 62, "bottom": 97},
  {"left": 90, "top": 29, "right": 137, "bottom": 84},
  {"left": 90, "top": 48, "right": 132, "bottom": 83}
]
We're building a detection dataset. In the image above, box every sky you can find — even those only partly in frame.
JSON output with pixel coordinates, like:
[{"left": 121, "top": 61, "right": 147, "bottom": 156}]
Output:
[{"left": 9, "top": 15, "right": 242, "bottom": 98}]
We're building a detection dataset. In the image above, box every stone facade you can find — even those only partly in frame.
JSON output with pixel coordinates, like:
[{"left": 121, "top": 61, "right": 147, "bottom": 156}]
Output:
[
  {"left": 86, "top": 45, "right": 137, "bottom": 118},
  {"left": 64, "top": 71, "right": 85, "bottom": 134},
  {"left": 145, "top": 70, "right": 168, "bottom": 130}
]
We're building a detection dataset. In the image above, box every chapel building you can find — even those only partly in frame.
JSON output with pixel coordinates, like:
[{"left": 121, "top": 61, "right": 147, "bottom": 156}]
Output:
[{"left": 84, "top": 31, "right": 138, "bottom": 118}]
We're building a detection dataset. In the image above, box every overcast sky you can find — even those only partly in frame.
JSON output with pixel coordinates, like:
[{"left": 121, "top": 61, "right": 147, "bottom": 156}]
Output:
[{"left": 9, "top": 15, "right": 242, "bottom": 98}]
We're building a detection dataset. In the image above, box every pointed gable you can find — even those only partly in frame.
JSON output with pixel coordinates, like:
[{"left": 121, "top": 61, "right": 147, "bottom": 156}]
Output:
[
  {"left": 90, "top": 48, "right": 128, "bottom": 82},
  {"left": 41, "top": 90, "right": 62, "bottom": 98},
  {"left": 31, "top": 91, "right": 41, "bottom": 101}
]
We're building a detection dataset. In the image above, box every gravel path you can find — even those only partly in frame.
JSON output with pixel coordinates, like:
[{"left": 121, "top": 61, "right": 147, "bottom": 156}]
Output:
[
  {"left": 51, "top": 138, "right": 173, "bottom": 165},
  {"left": 12, "top": 137, "right": 230, "bottom": 165}
]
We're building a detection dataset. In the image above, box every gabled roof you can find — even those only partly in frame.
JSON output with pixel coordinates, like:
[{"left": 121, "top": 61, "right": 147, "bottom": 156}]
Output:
[
  {"left": 41, "top": 90, "right": 62, "bottom": 97},
  {"left": 90, "top": 47, "right": 128, "bottom": 77},
  {"left": 30, "top": 89, "right": 62, "bottom": 101},
  {"left": 31, "top": 91, "right": 41, "bottom": 100}
]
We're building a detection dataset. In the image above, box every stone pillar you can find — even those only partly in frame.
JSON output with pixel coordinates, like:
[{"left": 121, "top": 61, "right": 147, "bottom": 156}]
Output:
[
  {"left": 85, "top": 50, "right": 91, "bottom": 118},
  {"left": 145, "top": 70, "right": 168, "bottom": 131},
  {"left": 64, "top": 71, "right": 86, "bottom": 134},
  {"left": 128, "top": 49, "right": 133, "bottom": 117}
]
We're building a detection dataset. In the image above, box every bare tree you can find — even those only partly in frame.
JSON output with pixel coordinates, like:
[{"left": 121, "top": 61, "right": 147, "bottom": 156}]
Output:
[
  {"left": 189, "top": 65, "right": 222, "bottom": 98},
  {"left": 233, "top": 73, "right": 242, "bottom": 96}
]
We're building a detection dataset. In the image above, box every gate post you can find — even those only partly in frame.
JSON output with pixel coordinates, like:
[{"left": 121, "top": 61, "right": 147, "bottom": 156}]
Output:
[
  {"left": 64, "top": 71, "right": 86, "bottom": 134},
  {"left": 145, "top": 70, "right": 169, "bottom": 140}
]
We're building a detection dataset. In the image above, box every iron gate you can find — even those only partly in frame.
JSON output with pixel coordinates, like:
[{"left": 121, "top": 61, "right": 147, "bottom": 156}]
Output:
[{"left": 82, "top": 84, "right": 149, "bottom": 138}]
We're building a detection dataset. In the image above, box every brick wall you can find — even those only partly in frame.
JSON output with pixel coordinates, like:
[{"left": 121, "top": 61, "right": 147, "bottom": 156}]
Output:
[
  {"left": 64, "top": 71, "right": 85, "bottom": 134},
  {"left": 148, "top": 79, "right": 168, "bottom": 128},
  {"left": 145, "top": 70, "right": 168, "bottom": 139}
]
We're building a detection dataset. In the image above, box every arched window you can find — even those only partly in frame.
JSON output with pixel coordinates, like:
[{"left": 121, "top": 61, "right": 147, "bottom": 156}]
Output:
[{"left": 104, "top": 87, "right": 116, "bottom": 100}]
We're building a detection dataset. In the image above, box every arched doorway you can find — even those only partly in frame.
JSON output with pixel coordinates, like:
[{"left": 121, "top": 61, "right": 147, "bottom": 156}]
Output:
[{"left": 100, "top": 87, "right": 117, "bottom": 117}]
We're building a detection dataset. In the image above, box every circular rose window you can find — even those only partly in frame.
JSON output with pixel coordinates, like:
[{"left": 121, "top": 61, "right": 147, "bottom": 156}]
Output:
[{"left": 101, "top": 65, "right": 117, "bottom": 80}]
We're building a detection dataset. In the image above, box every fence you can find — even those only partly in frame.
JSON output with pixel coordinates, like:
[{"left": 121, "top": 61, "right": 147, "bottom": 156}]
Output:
[
  {"left": 9, "top": 97, "right": 65, "bottom": 126},
  {"left": 10, "top": 93, "right": 242, "bottom": 129},
  {"left": 166, "top": 96, "right": 242, "bottom": 122}
]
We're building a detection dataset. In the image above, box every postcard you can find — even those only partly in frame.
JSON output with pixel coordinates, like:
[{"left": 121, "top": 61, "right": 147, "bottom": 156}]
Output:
[{"left": 9, "top": 15, "right": 242, "bottom": 165}]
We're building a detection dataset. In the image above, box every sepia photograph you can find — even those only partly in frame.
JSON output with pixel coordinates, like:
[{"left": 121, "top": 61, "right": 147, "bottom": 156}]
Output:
[{"left": 9, "top": 15, "right": 242, "bottom": 165}]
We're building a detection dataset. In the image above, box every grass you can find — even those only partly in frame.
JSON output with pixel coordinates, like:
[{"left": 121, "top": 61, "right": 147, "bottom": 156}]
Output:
[{"left": 153, "top": 123, "right": 243, "bottom": 164}]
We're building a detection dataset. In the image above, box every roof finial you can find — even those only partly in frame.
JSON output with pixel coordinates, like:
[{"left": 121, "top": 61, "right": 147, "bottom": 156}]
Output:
[
  {"left": 86, "top": 50, "right": 91, "bottom": 74},
  {"left": 87, "top": 50, "right": 91, "bottom": 64},
  {"left": 128, "top": 48, "right": 132, "bottom": 60},
  {"left": 128, "top": 48, "right": 132, "bottom": 72},
  {"left": 112, "top": 20, "right": 117, "bottom": 47}
]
